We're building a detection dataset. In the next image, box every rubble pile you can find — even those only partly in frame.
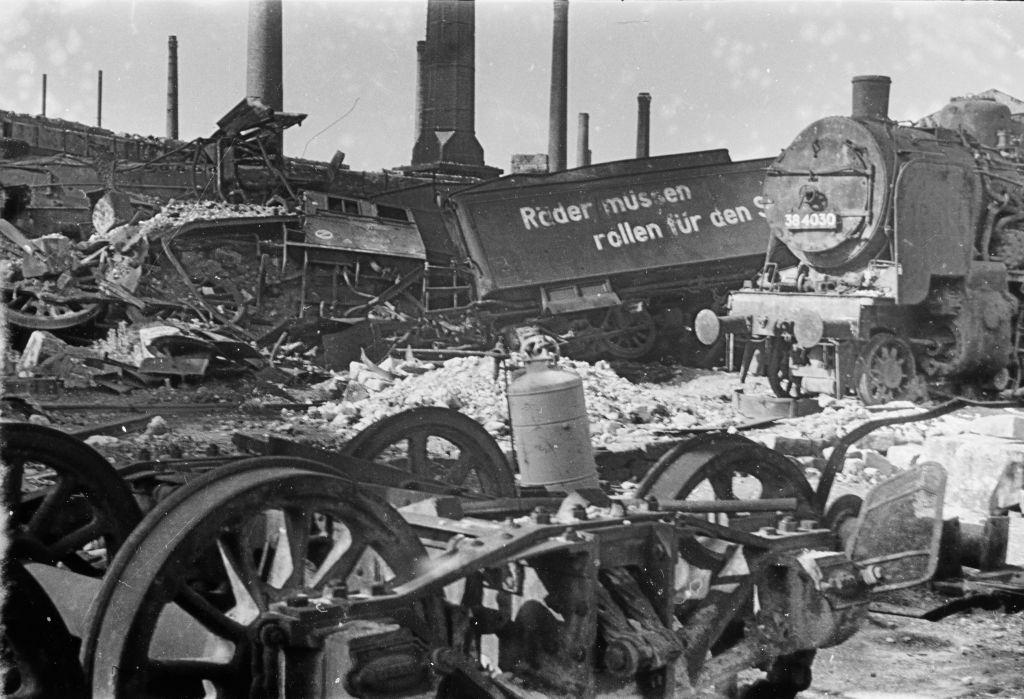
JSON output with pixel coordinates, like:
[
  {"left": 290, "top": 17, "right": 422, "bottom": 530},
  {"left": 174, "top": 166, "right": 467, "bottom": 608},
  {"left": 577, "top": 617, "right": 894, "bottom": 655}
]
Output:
[
  {"left": 136, "top": 199, "right": 288, "bottom": 239},
  {"left": 307, "top": 355, "right": 749, "bottom": 446}
]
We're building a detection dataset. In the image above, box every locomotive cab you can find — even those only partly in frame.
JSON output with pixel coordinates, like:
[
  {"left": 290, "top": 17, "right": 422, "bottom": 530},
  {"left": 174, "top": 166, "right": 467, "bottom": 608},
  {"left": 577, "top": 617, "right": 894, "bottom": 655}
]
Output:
[{"left": 699, "top": 76, "right": 1024, "bottom": 403}]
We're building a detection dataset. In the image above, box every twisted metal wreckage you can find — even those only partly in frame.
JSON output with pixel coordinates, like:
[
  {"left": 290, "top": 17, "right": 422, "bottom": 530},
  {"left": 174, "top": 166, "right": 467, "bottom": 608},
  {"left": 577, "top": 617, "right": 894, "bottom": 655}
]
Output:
[
  {"left": 2, "top": 89, "right": 1023, "bottom": 698},
  {"left": 4, "top": 381, "right": 1023, "bottom": 697}
]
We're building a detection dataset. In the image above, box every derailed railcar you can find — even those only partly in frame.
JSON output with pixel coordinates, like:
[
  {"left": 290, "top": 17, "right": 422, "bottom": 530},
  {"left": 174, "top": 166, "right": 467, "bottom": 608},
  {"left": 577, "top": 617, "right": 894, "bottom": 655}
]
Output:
[{"left": 442, "top": 151, "right": 793, "bottom": 360}]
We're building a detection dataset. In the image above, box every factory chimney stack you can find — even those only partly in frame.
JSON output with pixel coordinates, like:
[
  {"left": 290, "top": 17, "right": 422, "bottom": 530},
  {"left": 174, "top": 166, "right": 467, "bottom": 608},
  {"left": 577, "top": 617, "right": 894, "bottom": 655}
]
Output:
[
  {"left": 548, "top": 0, "right": 569, "bottom": 172},
  {"left": 577, "top": 112, "right": 591, "bottom": 167},
  {"left": 167, "top": 36, "right": 179, "bottom": 140},
  {"left": 246, "top": 0, "right": 283, "bottom": 152},
  {"left": 636, "top": 92, "right": 651, "bottom": 159},
  {"left": 408, "top": 0, "right": 498, "bottom": 177},
  {"left": 97, "top": 70, "right": 103, "bottom": 128}
]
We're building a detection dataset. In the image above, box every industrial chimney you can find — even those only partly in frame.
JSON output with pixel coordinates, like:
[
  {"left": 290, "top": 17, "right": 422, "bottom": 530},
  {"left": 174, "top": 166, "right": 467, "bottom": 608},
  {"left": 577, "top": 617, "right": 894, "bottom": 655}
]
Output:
[
  {"left": 577, "top": 112, "right": 591, "bottom": 167},
  {"left": 246, "top": 0, "right": 283, "bottom": 110},
  {"left": 167, "top": 36, "right": 179, "bottom": 140},
  {"left": 548, "top": 0, "right": 569, "bottom": 172},
  {"left": 414, "top": 40, "right": 427, "bottom": 145},
  {"left": 408, "top": 0, "right": 498, "bottom": 177},
  {"left": 636, "top": 92, "right": 651, "bottom": 159}
]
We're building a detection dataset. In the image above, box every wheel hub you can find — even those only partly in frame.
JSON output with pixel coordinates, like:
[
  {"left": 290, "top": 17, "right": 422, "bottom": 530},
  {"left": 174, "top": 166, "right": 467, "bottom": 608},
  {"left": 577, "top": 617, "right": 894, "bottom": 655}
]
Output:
[{"left": 874, "top": 347, "right": 906, "bottom": 388}]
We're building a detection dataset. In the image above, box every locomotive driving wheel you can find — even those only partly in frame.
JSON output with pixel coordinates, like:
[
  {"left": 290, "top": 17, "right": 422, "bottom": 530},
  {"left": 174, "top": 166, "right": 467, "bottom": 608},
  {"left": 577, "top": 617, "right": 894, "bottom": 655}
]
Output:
[
  {"left": 598, "top": 307, "right": 658, "bottom": 360},
  {"left": 1, "top": 422, "right": 142, "bottom": 576},
  {"left": 854, "top": 332, "right": 917, "bottom": 405},
  {"left": 636, "top": 433, "right": 816, "bottom": 534},
  {"left": 1, "top": 422, "right": 142, "bottom": 698},
  {"left": 341, "top": 406, "right": 516, "bottom": 497},
  {"left": 82, "top": 457, "right": 439, "bottom": 698},
  {"left": 637, "top": 434, "right": 818, "bottom": 698}
]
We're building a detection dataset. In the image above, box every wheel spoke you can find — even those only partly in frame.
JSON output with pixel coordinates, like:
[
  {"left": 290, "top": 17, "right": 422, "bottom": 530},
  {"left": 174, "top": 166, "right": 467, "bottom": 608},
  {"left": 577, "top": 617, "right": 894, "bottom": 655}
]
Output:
[
  {"left": 311, "top": 537, "right": 368, "bottom": 588},
  {"left": 3, "top": 458, "right": 25, "bottom": 509},
  {"left": 26, "top": 476, "right": 77, "bottom": 536},
  {"left": 175, "top": 585, "right": 248, "bottom": 643},
  {"left": 48, "top": 518, "right": 104, "bottom": 558},
  {"left": 282, "top": 506, "right": 313, "bottom": 590},
  {"left": 407, "top": 432, "right": 431, "bottom": 478},
  {"left": 446, "top": 453, "right": 475, "bottom": 487},
  {"left": 217, "top": 537, "right": 265, "bottom": 622}
]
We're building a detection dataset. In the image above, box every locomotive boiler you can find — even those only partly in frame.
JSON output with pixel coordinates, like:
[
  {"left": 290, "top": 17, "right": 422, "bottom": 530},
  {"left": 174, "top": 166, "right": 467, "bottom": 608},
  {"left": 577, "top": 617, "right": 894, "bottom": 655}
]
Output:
[{"left": 697, "top": 75, "right": 1024, "bottom": 403}]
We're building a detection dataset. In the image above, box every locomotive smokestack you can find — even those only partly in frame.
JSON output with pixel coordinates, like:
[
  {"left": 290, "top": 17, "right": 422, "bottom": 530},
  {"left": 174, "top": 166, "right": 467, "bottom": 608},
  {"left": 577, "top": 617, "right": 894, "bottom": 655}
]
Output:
[
  {"left": 166, "top": 36, "right": 179, "bottom": 140},
  {"left": 577, "top": 112, "right": 591, "bottom": 167},
  {"left": 548, "top": 0, "right": 569, "bottom": 172},
  {"left": 851, "top": 75, "right": 891, "bottom": 121},
  {"left": 636, "top": 92, "right": 651, "bottom": 158}
]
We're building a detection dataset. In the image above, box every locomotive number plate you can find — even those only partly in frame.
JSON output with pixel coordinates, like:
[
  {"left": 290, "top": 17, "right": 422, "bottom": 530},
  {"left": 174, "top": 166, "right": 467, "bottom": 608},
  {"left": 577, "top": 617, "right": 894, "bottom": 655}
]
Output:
[{"left": 784, "top": 211, "right": 838, "bottom": 230}]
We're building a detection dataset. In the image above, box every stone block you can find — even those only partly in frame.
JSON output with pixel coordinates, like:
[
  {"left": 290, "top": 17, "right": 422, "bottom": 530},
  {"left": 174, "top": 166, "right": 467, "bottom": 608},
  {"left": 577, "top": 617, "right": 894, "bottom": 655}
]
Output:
[
  {"left": 855, "top": 427, "right": 898, "bottom": 453},
  {"left": 757, "top": 433, "right": 823, "bottom": 457},
  {"left": 843, "top": 457, "right": 866, "bottom": 478},
  {"left": 885, "top": 443, "right": 923, "bottom": 470},
  {"left": 862, "top": 449, "right": 896, "bottom": 477},
  {"left": 968, "top": 414, "right": 1024, "bottom": 441},
  {"left": 919, "top": 434, "right": 1024, "bottom": 519}
]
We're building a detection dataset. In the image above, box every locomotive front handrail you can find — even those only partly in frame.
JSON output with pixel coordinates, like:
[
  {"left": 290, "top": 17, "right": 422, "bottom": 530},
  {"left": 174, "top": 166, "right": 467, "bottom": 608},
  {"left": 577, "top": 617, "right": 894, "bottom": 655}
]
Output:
[{"left": 766, "top": 167, "right": 872, "bottom": 177}]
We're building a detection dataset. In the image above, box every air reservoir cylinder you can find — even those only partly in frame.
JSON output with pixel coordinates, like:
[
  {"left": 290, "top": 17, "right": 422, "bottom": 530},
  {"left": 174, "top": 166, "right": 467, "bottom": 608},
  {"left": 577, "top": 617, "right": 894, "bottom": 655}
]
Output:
[{"left": 509, "top": 357, "right": 600, "bottom": 491}]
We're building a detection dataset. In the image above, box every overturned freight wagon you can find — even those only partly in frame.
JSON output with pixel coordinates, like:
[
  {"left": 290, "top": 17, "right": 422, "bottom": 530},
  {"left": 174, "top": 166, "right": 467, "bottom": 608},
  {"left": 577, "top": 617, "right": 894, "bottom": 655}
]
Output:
[{"left": 441, "top": 150, "right": 793, "bottom": 361}]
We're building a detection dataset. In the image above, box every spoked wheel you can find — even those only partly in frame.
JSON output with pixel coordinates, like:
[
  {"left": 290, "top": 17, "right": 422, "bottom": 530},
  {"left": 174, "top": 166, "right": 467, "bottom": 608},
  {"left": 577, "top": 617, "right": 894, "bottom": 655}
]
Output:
[
  {"left": 342, "top": 407, "right": 516, "bottom": 497},
  {"left": 599, "top": 307, "right": 658, "bottom": 360},
  {"left": 1, "top": 422, "right": 142, "bottom": 576},
  {"left": 1, "top": 423, "right": 140, "bottom": 699},
  {"left": 82, "top": 457, "right": 438, "bottom": 698},
  {"left": 639, "top": 435, "right": 820, "bottom": 696},
  {"left": 765, "top": 336, "right": 802, "bottom": 398},
  {"left": 636, "top": 433, "right": 816, "bottom": 520},
  {"left": 854, "top": 332, "right": 916, "bottom": 405},
  {"left": 4, "top": 284, "right": 103, "bottom": 331},
  {"left": 636, "top": 433, "right": 816, "bottom": 571}
]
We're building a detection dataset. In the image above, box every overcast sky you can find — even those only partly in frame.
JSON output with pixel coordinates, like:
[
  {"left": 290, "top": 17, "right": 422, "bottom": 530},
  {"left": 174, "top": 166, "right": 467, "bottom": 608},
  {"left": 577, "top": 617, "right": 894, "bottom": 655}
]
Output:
[{"left": 2, "top": 1, "right": 1024, "bottom": 173}]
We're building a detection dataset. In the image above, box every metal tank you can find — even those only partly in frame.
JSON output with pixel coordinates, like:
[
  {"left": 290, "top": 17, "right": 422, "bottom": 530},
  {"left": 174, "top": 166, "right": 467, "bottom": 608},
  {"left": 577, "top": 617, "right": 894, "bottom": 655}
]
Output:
[{"left": 508, "top": 357, "right": 600, "bottom": 491}]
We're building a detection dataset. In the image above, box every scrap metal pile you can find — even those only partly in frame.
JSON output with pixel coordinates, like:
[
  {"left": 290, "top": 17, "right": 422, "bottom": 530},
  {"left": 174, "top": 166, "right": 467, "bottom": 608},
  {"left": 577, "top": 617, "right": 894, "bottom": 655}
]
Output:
[{"left": 3, "top": 384, "right": 960, "bottom": 698}]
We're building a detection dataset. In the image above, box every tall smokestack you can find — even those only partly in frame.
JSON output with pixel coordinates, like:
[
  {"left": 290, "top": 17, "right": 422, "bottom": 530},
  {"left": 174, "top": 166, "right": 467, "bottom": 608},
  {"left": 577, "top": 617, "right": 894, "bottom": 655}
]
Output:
[
  {"left": 576, "top": 112, "right": 590, "bottom": 167},
  {"left": 246, "top": 0, "right": 283, "bottom": 151},
  {"left": 41, "top": 74, "right": 47, "bottom": 117},
  {"left": 166, "top": 36, "right": 179, "bottom": 140},
  {"left": 414, "top": 40, "right": 427, "bottom": 144},
  {"left": 548, "top": 0, "right": 569, "bottom": 172},
  {"left": 97, "top": 70, "right": 103, "bottom": 128},
  {"left": 635, "top": 92, "right": 651, "bottom": 159},
  {"left": 411, "top": 0, "right": 485, "bottom": 167}
]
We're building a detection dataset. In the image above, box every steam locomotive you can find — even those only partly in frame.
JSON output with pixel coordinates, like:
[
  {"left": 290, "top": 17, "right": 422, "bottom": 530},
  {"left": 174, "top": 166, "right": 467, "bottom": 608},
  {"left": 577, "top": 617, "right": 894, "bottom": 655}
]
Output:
[{"left": 697, "top": 76, "right": 1024, "bottom": 403}]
